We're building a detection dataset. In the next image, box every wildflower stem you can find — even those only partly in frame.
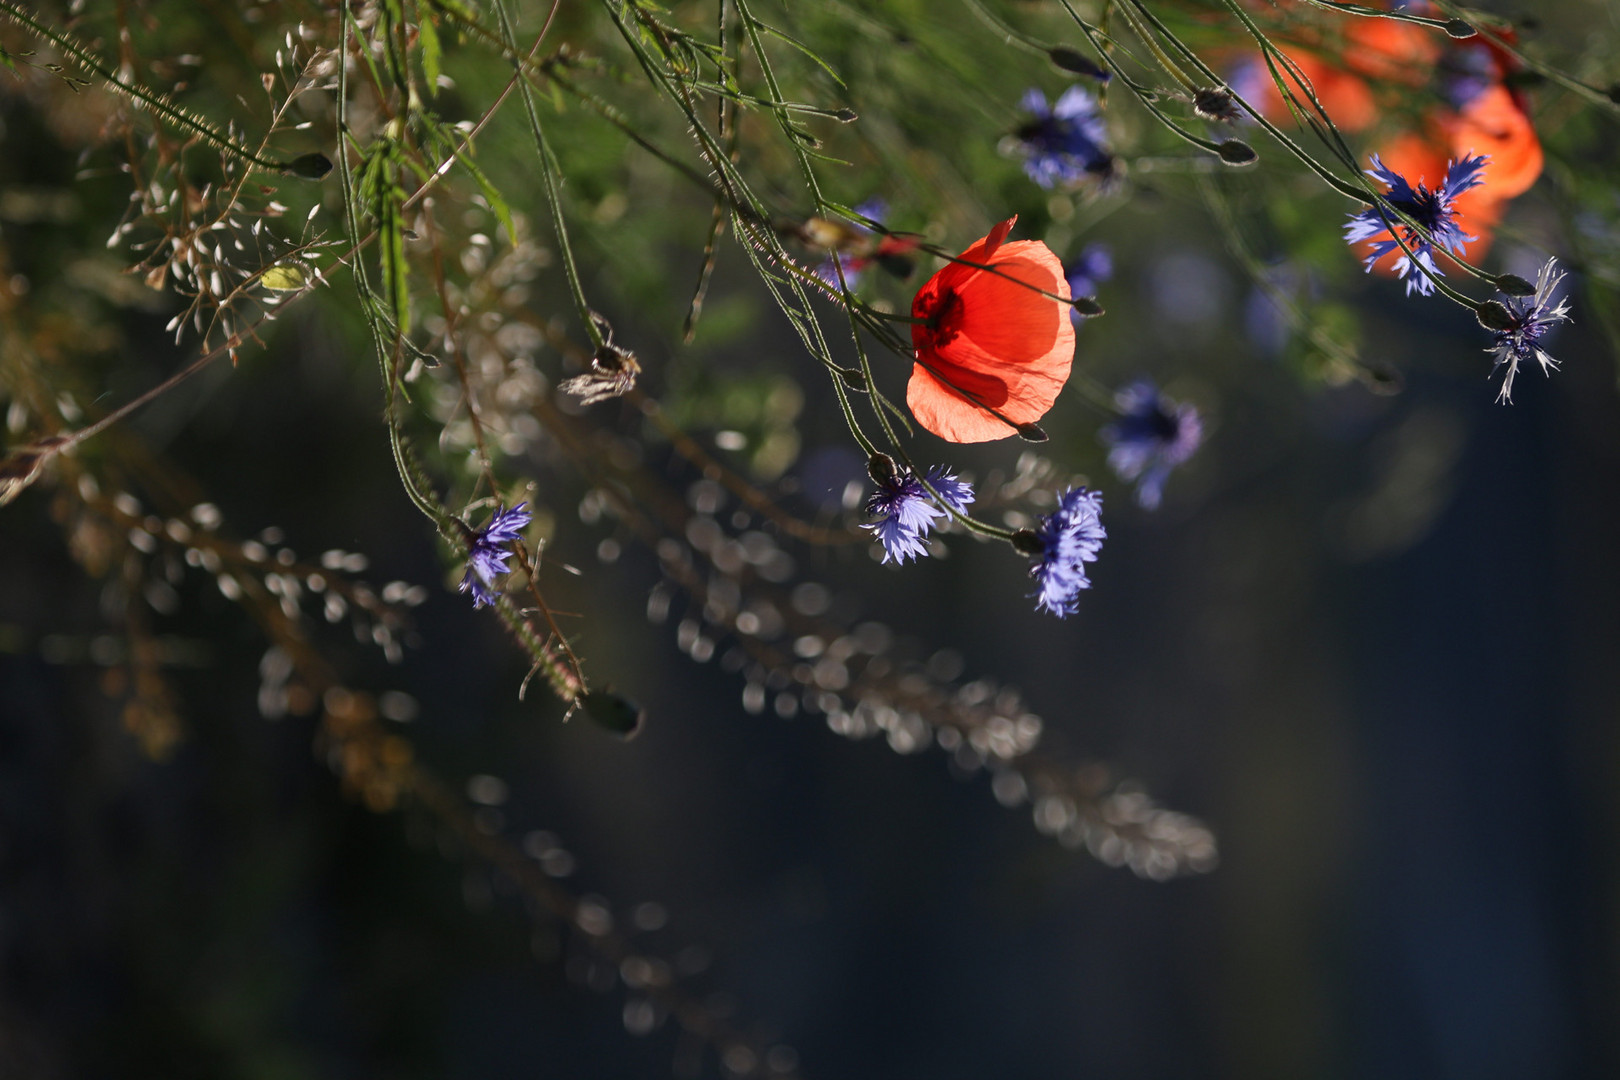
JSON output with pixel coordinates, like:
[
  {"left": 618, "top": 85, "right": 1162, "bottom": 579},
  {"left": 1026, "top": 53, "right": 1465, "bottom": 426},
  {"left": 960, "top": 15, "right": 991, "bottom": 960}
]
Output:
[
  {"left": 0, "top": 0, "right": 321, "bottom": 177},
  {"left": 1431, "top": 0, "right": 1620, "bottom": 114},
  {"left": 337, "top": 10, "right": 455, "bottom": 537},
  {"left": 830, "top": 260, "right": 1014, "bottom": 543},
  {"left": 1122, "top": 0, "right": 1494, "bottom": 304},
  {"left": 1198, "top": 174, "right": 1383, "bottom": 385},
  {"left": 1110, "top": 0, "right": 1199, "bottom": 94},
  {"left": 959, "top": 0, "right": 1055, "bottom": 57},
  {"left": 732, "top": 0, "right": 828, "bottom": 209},
  {"left": 1054, "top": 1, "right": 1258, "bottom": 165},
  {"left": 1293, "top": 0, "right": 1467, "bottom": 33},
  {"left": 495, "top": 0, "right": 606, "bottom": 349}
]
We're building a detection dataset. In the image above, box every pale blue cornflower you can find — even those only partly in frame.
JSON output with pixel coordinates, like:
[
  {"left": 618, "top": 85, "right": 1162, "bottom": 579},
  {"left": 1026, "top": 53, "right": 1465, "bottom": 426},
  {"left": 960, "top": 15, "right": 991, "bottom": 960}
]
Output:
[
  {"left": 1014, "top": 86, "right": 1114, "bottom": 189},
  {"left": 865, "top": 465, "right": 974, "bottom": 565},
  {"left": 1027, "top": 487, "right": 1106, "bottom": 617},
  {"left": 1489, "top": 258, "right": 1571, "bottom": 403},
  {"left": 1101, "top": 380, "right": 1204, "bottom": 510},
  {"left": 1344, "top": 153, "right": 1489, "bottom": 296},
  {"left": 460, "top": 502, "right": 531, "bottom": 608}
]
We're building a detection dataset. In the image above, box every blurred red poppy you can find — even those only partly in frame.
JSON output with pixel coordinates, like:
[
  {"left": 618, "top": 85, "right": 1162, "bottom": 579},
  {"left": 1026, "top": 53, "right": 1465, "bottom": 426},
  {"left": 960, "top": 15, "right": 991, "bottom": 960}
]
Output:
[
  {"left": 1441, "top": 85, "right": 1541, "bottom": 199},
  {"left": 1240, "top": 51, "right": 1378, "bottom": 132},
  {"left": 1341, "top": 16, "right": 1441, "bottom": 82},
  {"left": 907, "top": 217, "right": 1074, "bottom": 443}
]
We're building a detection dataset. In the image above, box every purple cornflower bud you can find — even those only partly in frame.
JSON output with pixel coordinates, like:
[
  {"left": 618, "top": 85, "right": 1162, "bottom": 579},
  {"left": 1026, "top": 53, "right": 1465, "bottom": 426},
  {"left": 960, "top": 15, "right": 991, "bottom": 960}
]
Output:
[
  {"left": 864, "top": 465, "right": 975, "bottom": 565},
  {"left": 459, "top": 502, "right": 532, "bottom": 609},
  {"left": 1100, "top": 380, "right": 1204, "bottom": 510},
  {"left": 1065, "top": 243, "right": 1114, "bottom": 324},
  {"left": 1344, "top": 152, "right": 1489, "bottom": 296},
  {"left": 1028, "top": 487, "right": 1106, "bottom": 617},
  {"left": 1440, "top": 41, "right": 1498, "bottom": 110},
  {"left": 1488, "top": 257, "right": 1571, "bottom": 403},
  {"left": 1013, "top": 87, "right": 1115, "bottom": 189}
]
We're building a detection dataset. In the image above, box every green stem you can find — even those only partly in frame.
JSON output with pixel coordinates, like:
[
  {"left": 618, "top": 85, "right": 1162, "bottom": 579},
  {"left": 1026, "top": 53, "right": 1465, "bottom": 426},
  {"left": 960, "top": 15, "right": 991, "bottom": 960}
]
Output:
[
  {"left": 731, "top": 0, "right": 826, "bottom": 208},
  {"left": 0, "top": 0, "right": 320, "bottom": 176},
  {"left": 1427, "top": 0, "right": 1620, "bottom": 115},
  {"left": 494, "top": 0, "right": 604, "bottom": 348}
]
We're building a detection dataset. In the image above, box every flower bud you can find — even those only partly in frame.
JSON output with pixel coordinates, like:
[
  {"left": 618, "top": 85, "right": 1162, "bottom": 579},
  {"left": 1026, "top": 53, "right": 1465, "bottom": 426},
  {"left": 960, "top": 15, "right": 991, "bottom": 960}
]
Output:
[
  {"left": 1193, "top": 88, "right": 1240, "bottom": 123},
  {"left": 1494, "top": 273, "right": 1536, "bottom": 297},
  {"left": 1475, "top": 300, "right": 1515, "bottom": 330},
  {"left": 1048, "top": 47, "right": 1109, "bottom": 81},
  {"left": 1011, "top": 528, "right": 1044, "bottom": 555},
  {"left": 1444, "top": 19, "right": 1476, "bottom": 39},
  {"left": 1016, "top": 422, "right": 1049, "bottom": 443},
  {"left": 1217, "top": 140, "right": 1258, "bottom": 166},
  {"left": 866, "top": 452, "right": 898, "bottom": 485},
  {"left": 282, "top": 152, "right": 333, "bottom": 180},
  {"left": 581, "top": 690, "right": 644, "bottom": 739}
]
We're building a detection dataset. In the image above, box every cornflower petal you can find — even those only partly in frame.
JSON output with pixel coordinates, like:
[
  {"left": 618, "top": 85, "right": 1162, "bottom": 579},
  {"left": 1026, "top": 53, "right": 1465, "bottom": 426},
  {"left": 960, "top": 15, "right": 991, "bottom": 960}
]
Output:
[
  {"left": 1028, "top": 487, "right": 1106, "bottom": 617},
  {"left": 1100, "top": 380, "right": 1203, "bottom": 510},
  {"left": 1014, "top": 86, "right": 1114, "bottom": 189},
  {"left": 1489, "top": 258, "right": 1571, "bottom": 403},
  {"left": 459, "top": 502, "right": 532, "bottom": 609},
  {"left": 864, "top": 466, "right": 975, "bottom": 565},
  {"left": 1345, "top": 152, "right": 1489, "bottom": 296}
]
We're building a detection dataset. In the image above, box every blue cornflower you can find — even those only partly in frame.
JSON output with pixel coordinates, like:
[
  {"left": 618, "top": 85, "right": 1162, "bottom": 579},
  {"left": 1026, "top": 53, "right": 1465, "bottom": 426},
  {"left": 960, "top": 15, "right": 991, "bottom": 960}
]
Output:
[
  {"left": 865, "top": 465, "right": 975, "bottom": 565},
  {"left": 1344, "top": 153, "right": 1489, "bottom": 296},
  {"left": 1101, "top": 380, "right": 1204, "bottom": 510},
  {"left": 459, "top": 502, "right": 532, "bottom": 608},
  {"left": 1014, "top": 86, "right": 1114, "bottom": 189},
  {"left": 1066, "top": 243, "right": 1114, "bottom": 324},
  {"left": 1027, "top": 487, "right": 1106, "bottom": 617},
  {"left": 1489, "top": 258, "right": 1571, "bottom": 404}
]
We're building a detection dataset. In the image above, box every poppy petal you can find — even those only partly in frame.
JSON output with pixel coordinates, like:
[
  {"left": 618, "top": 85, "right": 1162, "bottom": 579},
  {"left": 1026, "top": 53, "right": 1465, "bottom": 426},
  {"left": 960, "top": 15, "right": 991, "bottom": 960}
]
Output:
[
  {"left": 1444, "top": 86, "right": 1542, "bottom": 199},
  {"left": 907, "top": 227, "right": 1074, "bottom": 443}
]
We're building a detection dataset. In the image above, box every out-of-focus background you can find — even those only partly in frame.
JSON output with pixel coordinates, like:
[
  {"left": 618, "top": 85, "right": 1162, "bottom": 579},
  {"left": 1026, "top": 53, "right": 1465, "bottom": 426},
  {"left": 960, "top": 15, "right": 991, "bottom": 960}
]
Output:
[{"left": 2, "top": 0, "right": 1618, "bottom": 1077}]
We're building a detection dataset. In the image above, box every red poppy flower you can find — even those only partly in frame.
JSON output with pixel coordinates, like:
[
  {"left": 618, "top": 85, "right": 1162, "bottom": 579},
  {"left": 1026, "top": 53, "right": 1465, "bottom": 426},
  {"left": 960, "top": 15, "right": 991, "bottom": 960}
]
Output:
[{"left": 907, "top": 217, "right": 1074, "bottom": 443}]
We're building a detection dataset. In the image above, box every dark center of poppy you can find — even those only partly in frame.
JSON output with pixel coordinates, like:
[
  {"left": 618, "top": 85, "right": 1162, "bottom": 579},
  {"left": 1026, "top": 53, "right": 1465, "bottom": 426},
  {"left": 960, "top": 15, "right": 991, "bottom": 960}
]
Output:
[{"left": 916, "top": 287, "right": 964, "bottom": 349}]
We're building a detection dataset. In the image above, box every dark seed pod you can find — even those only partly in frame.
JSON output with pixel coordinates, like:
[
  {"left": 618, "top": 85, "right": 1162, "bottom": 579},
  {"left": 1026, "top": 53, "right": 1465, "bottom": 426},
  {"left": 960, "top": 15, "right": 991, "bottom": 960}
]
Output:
[
  {"left": 1216, "top": 140, "right": 1258, "bottom": 166},
  {"left": 1475, "top": 300, "right": 1516, "bottom": 331},
  {"left": 282, "top": 152, "right": 334, "bottom": 179},
  {"left": 1494, "top": 274, "right": 1536, "bottom": 297},
  {"left": 1444, "top": 19, "right": 1476, "bottom": 39},
  {"left": 1071, "top": 296, "right": 1104, "bottom": 318},
  {"left": 838, "top": 367, "right": 869, "bottom": 393},
  {"left": 1011, "top": 528, "right": 1045, "bottom": 556},
  {"left": 581, "top": 690, "right": 645, "bottom": 739},
  {"left": 867, "top": 452, "right": 898, "bottom": 485},
  {"left": 1048, "top": 46, "right": 1110, "bottom": 81},
  {"left": 1016, "top": 423, "right": 1049, "bottom": 443},
  {"left": 876, "top": 253, "right": 915, "bottom": 279}
]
